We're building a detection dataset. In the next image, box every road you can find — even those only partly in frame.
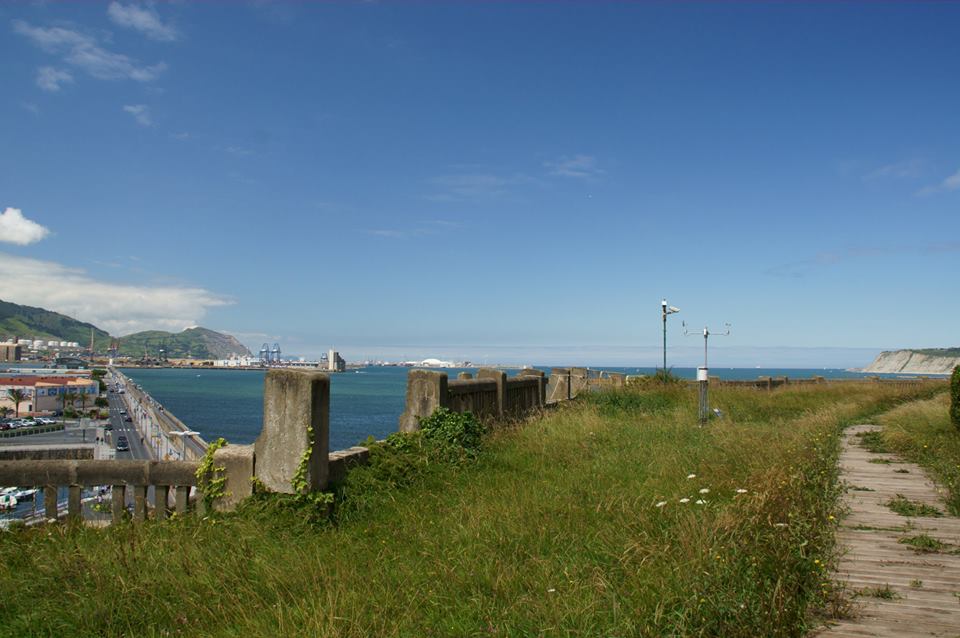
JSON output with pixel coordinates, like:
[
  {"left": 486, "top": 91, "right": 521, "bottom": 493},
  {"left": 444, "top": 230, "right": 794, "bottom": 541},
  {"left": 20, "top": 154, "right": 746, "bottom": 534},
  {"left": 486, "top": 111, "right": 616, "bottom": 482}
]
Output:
[{"left": 106, "top": 390, "right": 152, "bottom": 460}]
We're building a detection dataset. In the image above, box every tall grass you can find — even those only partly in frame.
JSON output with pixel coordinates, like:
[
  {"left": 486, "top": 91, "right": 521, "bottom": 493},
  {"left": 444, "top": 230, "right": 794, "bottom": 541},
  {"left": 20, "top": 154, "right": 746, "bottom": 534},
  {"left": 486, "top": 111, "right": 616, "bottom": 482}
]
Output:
[
  {"left": 0, "top": 382, "right": 941, "bottom": 637},
  {"left": 878, "top": 391, "right": 960, "bottom": 515}
]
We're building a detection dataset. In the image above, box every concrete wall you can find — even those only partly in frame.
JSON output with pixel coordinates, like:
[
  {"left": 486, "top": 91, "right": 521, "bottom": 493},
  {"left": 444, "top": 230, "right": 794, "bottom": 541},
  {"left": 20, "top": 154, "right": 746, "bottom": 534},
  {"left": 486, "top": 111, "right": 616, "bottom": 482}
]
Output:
[{"left": 399, "top": 368, "right": 548, "bottom": 432}]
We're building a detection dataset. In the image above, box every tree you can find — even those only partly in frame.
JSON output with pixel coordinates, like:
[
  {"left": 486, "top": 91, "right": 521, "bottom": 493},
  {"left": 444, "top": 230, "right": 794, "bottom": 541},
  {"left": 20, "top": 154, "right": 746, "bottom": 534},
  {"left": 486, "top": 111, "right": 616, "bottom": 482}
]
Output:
[
  {"left": 78, "top": 389, "right": 89, "bottom": 415},
  {"left": 94, "top": 397, "right": 109, "bottom": 409},
  {"left": 0, "top": 406, "right": 12, "bottom": 419},
  {"left": 62, "top": 391, "right": 79, "bottom": 416},
  {"left": 6, "top": 389, "right": 26, "bottom": 418}
]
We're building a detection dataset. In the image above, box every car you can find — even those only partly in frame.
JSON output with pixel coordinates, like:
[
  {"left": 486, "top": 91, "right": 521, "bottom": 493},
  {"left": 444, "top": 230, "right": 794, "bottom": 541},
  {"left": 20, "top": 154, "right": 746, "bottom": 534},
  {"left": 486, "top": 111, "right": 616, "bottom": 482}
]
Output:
[
  {"left": 104, "top": 423, "right": 113, "bottom": 431},
  {"left": 115, "top": 436, "right": 129, "bottom": 452},
  {"left": 123, "top": 416, "right": 132, "bottom": 422}
]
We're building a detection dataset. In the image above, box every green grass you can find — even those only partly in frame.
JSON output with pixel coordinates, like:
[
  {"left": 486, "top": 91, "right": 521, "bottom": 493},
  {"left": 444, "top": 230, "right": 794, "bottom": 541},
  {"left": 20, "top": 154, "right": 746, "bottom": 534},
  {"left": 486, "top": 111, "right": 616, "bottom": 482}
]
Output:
[
  {"left": 868, "top": 458, "right": 892, "bottom": 464},
  {"left": 856, "top": 430, "right": 890, "bottom": 453},
  {"left": 877, "top": 392, "right": 960, "bottom": 515},
  {"left": 898, "top": 534, "right": 948, "bottom": 553},
  {"left": 886, "top": 494, "right": 943, "bottom": 518},
  {"left": 0, "top": 382, "right": 944, "bottom": 637},
  {"left": 858, "top": 584, "right": 900, "bottom": 599}
]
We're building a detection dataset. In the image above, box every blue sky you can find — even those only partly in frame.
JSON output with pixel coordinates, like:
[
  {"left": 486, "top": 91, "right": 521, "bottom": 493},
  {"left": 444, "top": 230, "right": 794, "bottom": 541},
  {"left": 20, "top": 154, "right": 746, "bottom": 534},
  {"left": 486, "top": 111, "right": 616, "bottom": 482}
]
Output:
[{"left": 1, "top": 2, "right": 958, "bottom": 367}]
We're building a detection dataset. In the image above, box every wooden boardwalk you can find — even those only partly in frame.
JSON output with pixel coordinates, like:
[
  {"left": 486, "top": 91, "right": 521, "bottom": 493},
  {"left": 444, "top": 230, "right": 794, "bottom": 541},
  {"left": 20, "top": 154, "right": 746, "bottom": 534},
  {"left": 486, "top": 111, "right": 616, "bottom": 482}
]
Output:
[{"left": 816, "top": 424, "right": 960, "bottom": 637}]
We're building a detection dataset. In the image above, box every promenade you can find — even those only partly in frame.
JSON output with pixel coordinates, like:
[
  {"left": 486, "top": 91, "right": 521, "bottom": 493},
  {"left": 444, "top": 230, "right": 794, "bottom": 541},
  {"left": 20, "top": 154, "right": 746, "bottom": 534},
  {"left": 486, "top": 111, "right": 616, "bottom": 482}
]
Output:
[{"left": 818, "top": 424, "right": 960, "bottom": 637}]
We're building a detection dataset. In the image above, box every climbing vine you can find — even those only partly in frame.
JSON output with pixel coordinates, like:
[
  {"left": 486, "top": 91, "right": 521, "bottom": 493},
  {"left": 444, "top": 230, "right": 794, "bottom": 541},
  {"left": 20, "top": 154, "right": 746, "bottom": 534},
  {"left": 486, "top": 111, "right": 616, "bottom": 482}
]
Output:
[
  {"left": 195, "top": 437, "right": 228, "bottom": 510},
  {"left": 289, "top": 422, "right": 335, "bottom": 516}
]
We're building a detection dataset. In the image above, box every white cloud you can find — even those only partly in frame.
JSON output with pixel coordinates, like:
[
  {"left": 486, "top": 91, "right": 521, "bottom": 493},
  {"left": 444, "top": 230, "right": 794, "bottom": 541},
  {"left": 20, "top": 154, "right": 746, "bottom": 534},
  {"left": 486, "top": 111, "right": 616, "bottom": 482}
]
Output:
[
  {"left": 544, "top": 154, "right": 603, "bottom": 179},
  {"left": 13, "top": 20, "right": 166, "bottom": 83},
  {"left": 0, "top": 208, "right": 50, "bottom": 245},
  {"left": 917, "top": 167, "right": 960, "bottom": 196},
  {"left": 0, "top": 252, "right": 232, "bottom": 335},
  {"left": 943, "top": 168, "right": 960, "bottom": 191},
  {"left": 426, "top": 172, "right": 534, "bottom": 201},
  {"left": 20, "top": 102, "right": 40, "bottom": 115},
  {"left": 123, "top": 104, "right": 152, "bottom": 126},
  {"left": 864, "top": 158, "right": 924, "bottom": 181},
  {"left": 107, "top": 2, "right": 179, "bottom": 42},
  {"left": 35, "top": 66, "right": 73, "bottom": 92}
]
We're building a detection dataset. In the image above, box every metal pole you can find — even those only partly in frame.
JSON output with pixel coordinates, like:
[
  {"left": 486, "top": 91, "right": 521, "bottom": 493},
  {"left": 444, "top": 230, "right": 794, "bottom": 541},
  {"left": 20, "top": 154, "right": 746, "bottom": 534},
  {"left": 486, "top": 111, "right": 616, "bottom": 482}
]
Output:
[{"left": 662, "top": 300, "right": 667, "bottom": 372}]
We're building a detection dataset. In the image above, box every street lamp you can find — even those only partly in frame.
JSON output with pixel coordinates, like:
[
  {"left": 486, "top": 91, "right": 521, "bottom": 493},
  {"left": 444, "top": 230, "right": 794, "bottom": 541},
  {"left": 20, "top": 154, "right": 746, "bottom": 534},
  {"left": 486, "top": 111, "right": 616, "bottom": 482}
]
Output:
[
  {"left": 169, "top": 431, "right": 200, "bottom": 460},
  {"left": 661, "top": 299, "right": 680, "bottom": 373}
]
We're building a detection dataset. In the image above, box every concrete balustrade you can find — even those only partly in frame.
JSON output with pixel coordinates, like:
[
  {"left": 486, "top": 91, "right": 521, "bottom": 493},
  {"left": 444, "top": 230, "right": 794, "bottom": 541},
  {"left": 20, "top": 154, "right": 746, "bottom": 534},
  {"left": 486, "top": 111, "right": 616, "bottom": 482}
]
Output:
[
  {"left": 0, "top": 459, "right": 198, "bottom": 524},
  {"left": 3, "top": 364, "right": 685, "bottom": 524}
]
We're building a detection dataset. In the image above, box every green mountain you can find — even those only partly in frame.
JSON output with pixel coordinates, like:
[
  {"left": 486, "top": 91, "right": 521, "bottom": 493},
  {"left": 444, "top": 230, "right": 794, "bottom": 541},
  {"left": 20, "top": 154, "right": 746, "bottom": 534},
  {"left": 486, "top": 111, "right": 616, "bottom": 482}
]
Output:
[
  {"left": 0, "top": 299, "right": 112, "bottom": 350},
  {"left": 0, "top": 299, "right": 251, "bottom": 359},
  {"left": 117, "top": 327, "right": 251, "bottom": 359}
]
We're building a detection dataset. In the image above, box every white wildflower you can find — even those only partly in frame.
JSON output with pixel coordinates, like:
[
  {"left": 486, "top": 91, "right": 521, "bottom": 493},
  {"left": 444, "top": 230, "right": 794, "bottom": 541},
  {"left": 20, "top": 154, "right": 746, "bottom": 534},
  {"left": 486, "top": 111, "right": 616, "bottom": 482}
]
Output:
[
  {"left": 736, "top": 489, "right": 748, "bottom": 494},
  {"left": 655, "top": 501, "right": 667, "bottom": 508},
  {"left": 699, "top": 488, "right": 710, "bottom": 494},
  {"left": 679, "top": 498, "right": 691, "bottom": 504},
  {"left": 774, "top": 523, "right": 788, "bottom": 528},
  {"left": 547, "top": 588, "right": 556, "bottom": 593},
  {"left": 695, "top": 499, "right": 706, "bottom": 505},
  {"left": 687, "top": 474, "right": 696, "bottom": 479}
]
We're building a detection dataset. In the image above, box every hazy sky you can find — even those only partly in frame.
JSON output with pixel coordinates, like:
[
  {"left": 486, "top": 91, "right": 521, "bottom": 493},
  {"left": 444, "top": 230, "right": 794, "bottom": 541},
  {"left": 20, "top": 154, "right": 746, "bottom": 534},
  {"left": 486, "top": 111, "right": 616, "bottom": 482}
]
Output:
[{"left": 1, "top": 2, "right": 958, "bottom": 366}]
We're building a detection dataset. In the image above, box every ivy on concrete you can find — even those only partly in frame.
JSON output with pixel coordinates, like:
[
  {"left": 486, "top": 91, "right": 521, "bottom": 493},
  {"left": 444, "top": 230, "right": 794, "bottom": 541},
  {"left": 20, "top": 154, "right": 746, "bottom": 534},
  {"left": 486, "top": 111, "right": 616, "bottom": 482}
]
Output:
[{"left": 195, "top": 437, "right": 228, "bottom": 510}]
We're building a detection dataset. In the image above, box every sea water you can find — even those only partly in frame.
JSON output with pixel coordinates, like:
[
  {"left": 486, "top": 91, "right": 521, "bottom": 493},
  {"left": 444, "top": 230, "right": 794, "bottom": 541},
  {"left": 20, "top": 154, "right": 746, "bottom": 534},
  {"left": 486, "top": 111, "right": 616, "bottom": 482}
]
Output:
[{"left": 119, "top": 366, "right": 886, "bottom": 451}]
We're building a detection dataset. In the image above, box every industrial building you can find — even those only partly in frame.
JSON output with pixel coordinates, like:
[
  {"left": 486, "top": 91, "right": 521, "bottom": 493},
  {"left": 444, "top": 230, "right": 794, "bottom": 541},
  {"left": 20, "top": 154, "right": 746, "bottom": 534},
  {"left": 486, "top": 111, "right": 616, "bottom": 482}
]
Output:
[{"left": 0, "top": 342, "right": 22, "bottom": 362}]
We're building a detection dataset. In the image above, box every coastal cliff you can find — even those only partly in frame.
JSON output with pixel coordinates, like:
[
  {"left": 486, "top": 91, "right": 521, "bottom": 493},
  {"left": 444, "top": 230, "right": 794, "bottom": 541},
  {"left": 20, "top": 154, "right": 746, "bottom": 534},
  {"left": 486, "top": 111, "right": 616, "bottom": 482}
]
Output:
[{"left": 862, "top": 348, "right": 960, "bottom": 375}]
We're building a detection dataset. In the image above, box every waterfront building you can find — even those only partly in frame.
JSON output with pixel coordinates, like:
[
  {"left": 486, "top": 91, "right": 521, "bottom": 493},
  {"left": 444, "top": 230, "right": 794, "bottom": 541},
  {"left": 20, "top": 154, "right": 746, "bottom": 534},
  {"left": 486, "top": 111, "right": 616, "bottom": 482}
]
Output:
[{"left": 0, "top": 375, "right": 98, "bottom": 414}]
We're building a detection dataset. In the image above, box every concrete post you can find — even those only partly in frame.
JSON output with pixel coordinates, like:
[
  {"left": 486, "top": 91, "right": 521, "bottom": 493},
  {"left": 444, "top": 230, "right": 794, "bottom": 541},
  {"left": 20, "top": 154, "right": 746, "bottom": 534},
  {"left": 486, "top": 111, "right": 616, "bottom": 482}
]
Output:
[
  {"left": 175, "top": 485, "right": 189, "bottom": 514},
  {"left": 155, "top": 485, "right": 169, "bottom": 520},
  {"left": 457, "top": 372, "right": 473, "bottom": 380},
  {"left": 398, "top": 370, "right": 449, "bottom": 433},
  {"left": 44, "top": 485, "right": 57, "bottom": 520},
  {"left": 67, "top": 485, "right": 81, "bottom": 521},
  {"left": 133, "top": 485, "right": 147, "bottom": 522},
  {"left": 518, "top": 369, "right": 546, "bottom": 407},
  {"left": 255, "top": 369, "right": 330, "bottom": 493},
  {"left": 112, "top": 485, "right": 125, "bottom": 523},
  {"left": 477, "top": 368, "right": 507, "bottom": 418},
  {"left": 213, "top": 444, "right": 255, "bottom": 511}
]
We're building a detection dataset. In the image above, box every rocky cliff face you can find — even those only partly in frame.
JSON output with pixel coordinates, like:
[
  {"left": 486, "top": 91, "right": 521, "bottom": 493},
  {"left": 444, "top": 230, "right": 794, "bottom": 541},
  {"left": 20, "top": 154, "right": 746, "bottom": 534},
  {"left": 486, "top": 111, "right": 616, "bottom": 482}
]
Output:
[{"left": 862, "top": 350, "right": 960, "bottom": 375}]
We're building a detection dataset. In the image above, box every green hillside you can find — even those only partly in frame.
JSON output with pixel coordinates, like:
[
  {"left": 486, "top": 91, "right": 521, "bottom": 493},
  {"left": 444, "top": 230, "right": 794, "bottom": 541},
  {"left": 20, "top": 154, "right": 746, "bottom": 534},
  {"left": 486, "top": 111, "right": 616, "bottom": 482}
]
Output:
[
  {"left": 118, "top": 326, "right": 251, "bottom": 359},
  {"left": 0, "top": 299, "right": 111, "bottom": 350},
  {"left": 0, "top": 299, "right": 251, "bottom": 359}
]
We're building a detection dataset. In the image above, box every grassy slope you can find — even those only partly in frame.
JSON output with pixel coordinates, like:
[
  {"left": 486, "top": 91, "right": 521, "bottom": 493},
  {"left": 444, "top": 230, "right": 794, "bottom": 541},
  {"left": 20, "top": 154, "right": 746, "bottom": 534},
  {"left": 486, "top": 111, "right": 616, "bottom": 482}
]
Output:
[
  {"left": 0, "top": 299, "right": 111, "bottom": 349},
  {"left": 878, "top": 392, "right": 960, "bottom": 515},
  {"left": 0, "top": 382, "right": 942, "bottom": 637}
]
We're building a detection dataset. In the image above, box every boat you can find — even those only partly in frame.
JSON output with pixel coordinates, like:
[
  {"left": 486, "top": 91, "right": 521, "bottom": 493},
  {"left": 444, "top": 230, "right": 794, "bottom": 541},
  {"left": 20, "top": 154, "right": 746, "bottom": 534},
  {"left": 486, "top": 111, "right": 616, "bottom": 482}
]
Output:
[
  {"left": 13, "top": 488, "right": 37, "bottom": 501},
  {"left": 0, "top": 491, "right": 17, "bottom": 511}
]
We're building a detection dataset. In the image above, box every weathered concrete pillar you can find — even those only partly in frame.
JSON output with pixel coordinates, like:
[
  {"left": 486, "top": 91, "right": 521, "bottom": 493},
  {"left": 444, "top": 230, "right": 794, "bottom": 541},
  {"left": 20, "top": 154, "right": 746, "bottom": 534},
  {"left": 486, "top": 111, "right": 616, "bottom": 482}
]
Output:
[
  {"left": 255, "top": 369, "right": 330, "bottom": 493},
  {"left": 213, "top": 444, "right": 255, "bottom": 511},
  {"left": 112, "top": 485, "right": 125, "bottom": 523},
  {"left": 477, "top": 368, "right": 507, "bottom": 418},
  {"left": 548, "top": 368, "right": 571, "bottom": 403},
  {"left": 44, "top": 485, "right": 57, "bottom": 520},
  {"left": 457, "top": 372, "right": 473, "bottom": 380},
  {"left": 154, "top": 485, "right": 170, "bottom": 520},
  {"left": 398, "top": 370, "right": 449, "bottom": 433},
  {"left": 518, "top": 369, "right": 546, "bottom": 407},
  {"left": 67, "top": 485, "right": 81, "bottom": 521},
  {"left": 608, "top": 372, "right": 626, "bottom": 388},
  {"left": 570, "top": 367, "right": 589, "bottom": 397},
  {"left": 133, "top": 485, "right": 147, "bottom": 522}
]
